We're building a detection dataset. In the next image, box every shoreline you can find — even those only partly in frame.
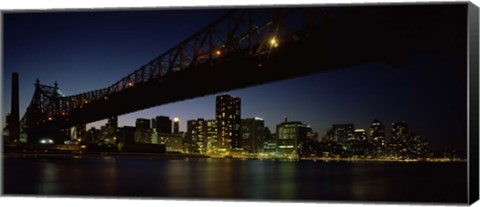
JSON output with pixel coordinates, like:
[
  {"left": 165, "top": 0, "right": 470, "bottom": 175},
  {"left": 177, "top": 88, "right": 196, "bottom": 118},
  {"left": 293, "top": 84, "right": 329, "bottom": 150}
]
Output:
[{"left": 2, "top": 152, "right": 466, "bottom": 163}]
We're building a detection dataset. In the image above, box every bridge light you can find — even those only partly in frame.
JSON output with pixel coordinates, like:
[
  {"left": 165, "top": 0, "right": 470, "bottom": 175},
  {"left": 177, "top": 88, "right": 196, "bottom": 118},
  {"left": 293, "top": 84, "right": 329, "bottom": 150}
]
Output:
[
  {"left": 48, "top": 117, "right": 53, "bottom": 121},
  {"left": 127, "top": 82, "right": 133, "bottom": 87},
  {"left": 270, "top": 37, "right": 279, "bottom": 48},
  {"left": 104, "top": 96, "right": 109, "bottom": 101},
  {"left": 215, "top": 49, "right": 222, "bottom": 56}
]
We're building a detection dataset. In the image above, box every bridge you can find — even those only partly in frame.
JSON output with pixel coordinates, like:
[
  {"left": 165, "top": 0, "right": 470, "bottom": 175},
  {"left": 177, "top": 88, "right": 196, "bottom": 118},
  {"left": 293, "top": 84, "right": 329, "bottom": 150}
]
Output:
[{"left": 15, "top": 5, "right": 466, "bottom": 144}]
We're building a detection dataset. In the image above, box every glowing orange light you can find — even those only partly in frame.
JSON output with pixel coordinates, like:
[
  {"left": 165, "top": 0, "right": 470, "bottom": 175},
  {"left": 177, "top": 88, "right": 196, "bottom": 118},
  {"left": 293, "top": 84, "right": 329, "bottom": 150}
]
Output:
[
  {"left": 215, "top": 50, "right": 222, "bottom": 56},
  {"left": 128, "top": 82, "right": 133, "bottom": 87},
  {"left": 270, "top": 37, "right": 279, "bottom": 48}
]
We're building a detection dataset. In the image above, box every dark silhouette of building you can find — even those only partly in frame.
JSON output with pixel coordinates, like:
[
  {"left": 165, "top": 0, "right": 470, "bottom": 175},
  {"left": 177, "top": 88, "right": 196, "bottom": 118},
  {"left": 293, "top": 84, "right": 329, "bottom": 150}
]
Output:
[
  {"left": 153, "top": 116, "right": 172, "bottom": 134},
  {"left": 107, "top": 116, "right": 118, "bottom": 130},
  {"left": 7, "top": 73, "right": 20, "bottom": 143},
  {"left": 135, "top": 118, "right": 152, "bottom": 143},
  {"left": 215, "top": 94, "right": 241, "bottom": 151},
  {"left": 75, "top": 124, "right": 87, "bottom": 141},
  {"left": 118, "top": 126, "right": 135, "bottom": 144},
  {"left": 241, "top": 117, "right": 266, "bottom": 154},
  {"left": 173, "top": 117, "right": 180, "bottom": 134}
]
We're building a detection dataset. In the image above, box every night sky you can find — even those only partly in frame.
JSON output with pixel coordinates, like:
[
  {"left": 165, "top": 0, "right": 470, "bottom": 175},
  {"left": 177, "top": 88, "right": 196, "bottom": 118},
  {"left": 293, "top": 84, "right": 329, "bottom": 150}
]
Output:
[{"left": 3, "top": 7, "right": 467, "bottom": 150}]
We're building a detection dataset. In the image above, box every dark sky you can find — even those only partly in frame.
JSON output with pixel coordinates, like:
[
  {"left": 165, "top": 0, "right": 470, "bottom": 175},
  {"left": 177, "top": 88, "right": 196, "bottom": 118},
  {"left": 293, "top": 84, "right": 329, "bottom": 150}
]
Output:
[{"left": 2, "top": 8, "right": 467, "bottom": 150}]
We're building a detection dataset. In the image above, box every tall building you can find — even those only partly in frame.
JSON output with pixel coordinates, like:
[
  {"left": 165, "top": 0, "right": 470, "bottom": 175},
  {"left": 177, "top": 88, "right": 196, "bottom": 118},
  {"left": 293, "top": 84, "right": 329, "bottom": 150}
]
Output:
[
  {"left": 153, "top": 116, "right": 172, "bottom": 134},
  {"left": 103, "top": 116, "right": 118, "bottom": 142},
  {"left": 331, "top": 124, "right": 354, "bottom": 142},
  {"left": 276, "top": 121, "right": 312, "bottom": 157},
  {"left": 173, "top": 117, "right": 180, "bottom": 134},
  {"left": 117, "top": 126, "right": 135, "bottom": 151},
  {"left": 241, "top": 117, "right": 266, "bottom": 154},
  {"left": 186, "top": 119, "right": 217, "bottom": 154},
  {"left": 215, "top": 94, "right": 241, "bottom": 151},
  {"left": 369, "top": 119, "right": 385, "bottom": 147},
  {"left": 392, "top": 122, "right": 409, "bottom": 141},
  {"left": 135, "top": 118, "right": 151, "bottom": 143},
  {"left": 186, "top": 119, "right": 205, "bottom": 153},
  {"left": 205, "top": 120, "right": 218, "bottom": 154}
]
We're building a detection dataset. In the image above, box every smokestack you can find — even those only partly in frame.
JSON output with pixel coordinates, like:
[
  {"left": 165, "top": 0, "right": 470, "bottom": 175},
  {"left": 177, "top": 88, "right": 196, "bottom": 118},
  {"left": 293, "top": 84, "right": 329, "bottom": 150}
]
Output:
[{"left": 10, "top": 73, "right": 20, "bottom": 142}]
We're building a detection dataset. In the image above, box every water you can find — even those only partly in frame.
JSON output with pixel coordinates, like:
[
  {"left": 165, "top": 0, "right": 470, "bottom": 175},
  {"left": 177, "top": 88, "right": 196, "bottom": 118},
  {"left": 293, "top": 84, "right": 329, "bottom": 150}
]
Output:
[{"left": 3, "top": 156, "right": 467, "bottom": 203}]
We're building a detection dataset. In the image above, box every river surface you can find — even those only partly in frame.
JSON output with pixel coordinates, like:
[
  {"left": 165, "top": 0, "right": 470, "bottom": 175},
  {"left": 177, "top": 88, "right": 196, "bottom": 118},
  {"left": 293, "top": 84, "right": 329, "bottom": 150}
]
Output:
[{"left": 2, "top": 156, "right": 467, "bottom": 203}]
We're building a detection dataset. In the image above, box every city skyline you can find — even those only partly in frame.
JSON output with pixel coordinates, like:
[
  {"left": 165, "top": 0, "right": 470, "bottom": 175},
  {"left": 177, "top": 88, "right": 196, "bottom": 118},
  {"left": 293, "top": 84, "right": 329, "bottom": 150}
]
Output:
[
  {"left": 88, "top": 92, "right": 453, "bottom": 152},
  {"left": 3, "top": 8, "right": 467, "bottom": 150}
]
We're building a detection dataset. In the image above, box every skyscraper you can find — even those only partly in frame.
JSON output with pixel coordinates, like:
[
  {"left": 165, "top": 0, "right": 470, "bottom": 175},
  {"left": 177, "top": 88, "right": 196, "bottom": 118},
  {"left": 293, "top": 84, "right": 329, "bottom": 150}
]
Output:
[
  {"left": 369, "top": 119, "right": 385, "bottom": 147},
  {"left": 241, "top": 117, "right": 266, "bottom": 154},
  {"left": 135, "top": 118, "right": 151, "bottom": 143},
  {"left": 215, "top": 94, "right": 241, "bottom": 151},
  {"left": 106, "top": 116, "right": 118, "bottom": 137},
  {"left": 331, "top": 124, "right": 354, "bottom": 143},
  {"left": 173, "top": 117, "right": 180, "bottom": 134},
  {"left": 186, "top": 118, "right": 217, "bottom": 154},
  {"left": 153, "top": 116, "right": 172, "bottom": 134},
  {"left": 392, "top": 121, "right": 409, "bottom": 141}
]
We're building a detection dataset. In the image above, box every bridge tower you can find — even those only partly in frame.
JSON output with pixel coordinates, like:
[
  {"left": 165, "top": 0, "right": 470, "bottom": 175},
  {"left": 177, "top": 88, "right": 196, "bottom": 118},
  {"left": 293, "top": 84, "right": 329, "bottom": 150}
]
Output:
[{"left": 22, "top": 79, "right": 69, "bottom": 144}]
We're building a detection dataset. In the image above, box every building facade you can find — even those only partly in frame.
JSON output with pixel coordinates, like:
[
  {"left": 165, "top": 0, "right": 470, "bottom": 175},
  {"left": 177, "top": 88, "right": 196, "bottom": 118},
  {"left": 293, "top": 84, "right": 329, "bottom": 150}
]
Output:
[
  {"left": 153, "top": 116, "right": 172, "bottom": 134},
  {"left": 215, "top": 94, "right": 241, "bottom": 151},
  {"left": 240, "top": 117, "right": 266, "bottom": 154},
  {"left": 331, "top": 124, "right": 355, "bottom": 143},
  {"left": 154, "top": 132, "right": 184, "bottom": 153},
  {"left": 186, "top": 119, "right": 217, "bottom": 154},
  {"left": 276, "top": 121, "right": 312, "bottom": 157},
  {"left": 135, "top": 118, "right": 152, "bottom": 143},
  {"left": 369, "top": 119, "right": 385, "bottom": 147},
  {"left": 392, "top": 121, "right": 409, "bottom": 141}
]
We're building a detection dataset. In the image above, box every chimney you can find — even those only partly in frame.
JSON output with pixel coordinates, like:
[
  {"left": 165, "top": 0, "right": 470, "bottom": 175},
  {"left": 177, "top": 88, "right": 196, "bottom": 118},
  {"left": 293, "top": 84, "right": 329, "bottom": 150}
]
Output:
[{"left": 9, "top": 73, "right": 20, "bottom": 142}]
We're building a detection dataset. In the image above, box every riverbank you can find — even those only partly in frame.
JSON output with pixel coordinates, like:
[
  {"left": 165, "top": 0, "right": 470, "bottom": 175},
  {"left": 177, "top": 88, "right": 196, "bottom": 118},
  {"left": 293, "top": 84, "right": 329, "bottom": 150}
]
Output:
[{"left": 2, "top": 152, "right": 466, "bottom": 163}]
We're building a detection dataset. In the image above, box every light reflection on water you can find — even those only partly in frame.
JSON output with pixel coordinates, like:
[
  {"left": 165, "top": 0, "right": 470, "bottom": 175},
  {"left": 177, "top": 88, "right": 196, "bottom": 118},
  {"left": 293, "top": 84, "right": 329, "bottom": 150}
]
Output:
[
  {"left": 38, "top": 162, "right": 60, "bottom": 194},
  {"left": 3, "top": 157, "right": 467, "bottom": 203}
]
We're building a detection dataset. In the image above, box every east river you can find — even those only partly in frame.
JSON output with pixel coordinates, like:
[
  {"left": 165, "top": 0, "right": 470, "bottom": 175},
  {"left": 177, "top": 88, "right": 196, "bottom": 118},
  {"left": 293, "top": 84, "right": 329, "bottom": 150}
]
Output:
[{"left": 3, "top": 155, "right": 467, "bottom": 204}]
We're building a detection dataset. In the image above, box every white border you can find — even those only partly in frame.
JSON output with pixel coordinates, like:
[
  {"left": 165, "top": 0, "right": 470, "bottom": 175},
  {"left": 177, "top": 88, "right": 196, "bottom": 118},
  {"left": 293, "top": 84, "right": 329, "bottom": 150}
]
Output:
[
  {"left": 0, "top": 0, "right": 471, "bottom": 10},
  {"left": 1, "top": 0, "right": 479, "bottom": 207}
]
